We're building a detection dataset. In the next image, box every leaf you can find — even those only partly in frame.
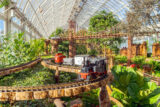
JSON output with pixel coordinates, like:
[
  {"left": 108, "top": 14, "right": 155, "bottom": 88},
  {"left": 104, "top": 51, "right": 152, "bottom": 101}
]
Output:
[
  {"left": 127, "top": 83, "right": 139, "bottom": 99},
  {"left": 111, "top": 86, "right": 126, "bottom": 95}
]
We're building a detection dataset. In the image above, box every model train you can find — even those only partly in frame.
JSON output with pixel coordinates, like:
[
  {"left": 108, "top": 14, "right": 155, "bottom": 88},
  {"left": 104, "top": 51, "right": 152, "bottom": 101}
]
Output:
[{"left": 54, "top": 53, "right": 107, "bottom": 80}]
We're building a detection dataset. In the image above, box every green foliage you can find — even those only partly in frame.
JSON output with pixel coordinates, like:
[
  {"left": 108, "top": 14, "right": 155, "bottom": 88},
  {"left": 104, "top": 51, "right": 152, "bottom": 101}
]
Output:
[
  {"left": 148, "top": 60, "right": 160, "bottom": 77},
  {"left": 76, "top": 45, "right": 87, "bottom": 55},
  {"left": 58, "top": 42, "right": 88, "bottom": 57},
  {"left": 58, "top": 41, "right": 69, "bottom": 57},
  {"left": 0, "top": 33, "right": 45, "bottom": 68},
  {"left": 89, "top": 11, "right": 118, "bottom": 32},
  {"left": 111, "top": 65, "right": 160, "bottom": 106},
  {"left": 88, "top": 49, "right": 98, "bottom": 56},
  {"left": 114, "top": 55, "right": 127, "bottom": 64},
  {"left": 50, "top": 28, "right": 64, "bottom": 38},
  {"left": 81, "top": 89, "right": 100, "bottom": 106},
  {"left": 0, "top": 63, "right": 77, "bottom": 106},
  {"left": 88, "top": 10, "right": 124, "bottom": 54},
  {"left": 59, "top": 72, "right": 77, "bottom": 83},
  {"left": 143, "top": 59, "right": 160, "bottom": 78},
  {"left": 0, "top": 64, "right": 55, "bottom": 86},
  {"left": 131, "top": 56, "right": 146, "bottom": 66},
  {"left": 152, "top": 71, "right": 160, "bottom": 78},
  {"left": 0, "top": 0, "right": 9, "bottom": 8}
]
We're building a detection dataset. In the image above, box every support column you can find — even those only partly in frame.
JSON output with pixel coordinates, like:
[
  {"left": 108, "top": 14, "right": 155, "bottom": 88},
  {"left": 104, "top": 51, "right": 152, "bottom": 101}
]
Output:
[
  {"left": 51, "top": 40, "right": 59, "bottom": 54},
  {"left": 20, "top": 19, "right": 26, "bottom": 39},
  {"left": 68, "top": 20, "right": 76, "bottom": 58},
  {"left": 54, "top": 66, "right": 64, "bottom": 107},
  {"left": 44, "top": 40, "right": 50, "bottom": 55},
  {"left": 108, "top": 56, "right": 114, "bottom": 72},
  {"left": 127, "top": 36, "right": 133, "bottom": 65},
  {"left": 99, "top": 86, "right": 111, "bottom": 107},
  {"left": 4, "top": 5, "right": 11, "bottom": 35},
  {"left": 69, "top": 40, "right": 75, "bottom": 57},
  {"left": 55, "top": 66, "right": 59, "bottom": 83}
]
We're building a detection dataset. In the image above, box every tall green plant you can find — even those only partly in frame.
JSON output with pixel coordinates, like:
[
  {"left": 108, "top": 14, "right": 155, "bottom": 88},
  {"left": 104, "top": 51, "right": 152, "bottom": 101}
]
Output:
[
  {"left": 88, "top": 11, "right": 124, "bottom": 54},
  {"left": 89, "top": 11, "right": 118, "bottom": 32},
  {"left": 0, "top": 33, "right": 45, "bottom": 68},
  {"left": 76, "top": 45, "right": 87, "bottom": 55},
  {"left": 58, "top": 41, "right": 69, "bottom": 57},
  {"left": 50, "top": 28, "right": 64, "bottom": 38}
]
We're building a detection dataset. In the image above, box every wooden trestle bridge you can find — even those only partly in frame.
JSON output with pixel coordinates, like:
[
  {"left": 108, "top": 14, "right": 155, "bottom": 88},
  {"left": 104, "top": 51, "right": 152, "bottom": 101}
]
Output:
[
  {"left": 0, "top": 58, "right": 159, "bottom": 106},
  {"left": 44, "top": 21, "right": 160, "bottom": 64},
  {"left": 0, "top": 58, "right": 112, "bottom": 106}
]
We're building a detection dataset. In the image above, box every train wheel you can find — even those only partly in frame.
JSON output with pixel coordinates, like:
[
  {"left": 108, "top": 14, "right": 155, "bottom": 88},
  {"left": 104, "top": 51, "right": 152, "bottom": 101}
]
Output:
[{"left": 91, "top": 73, "right": 97, "bottom": 79}]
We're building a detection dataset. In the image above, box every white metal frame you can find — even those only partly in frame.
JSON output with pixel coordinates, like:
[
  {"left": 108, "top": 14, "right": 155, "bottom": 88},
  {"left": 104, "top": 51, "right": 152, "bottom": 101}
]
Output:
[{"left": 0, "top": 0, "right": 131, "bottom": 38}]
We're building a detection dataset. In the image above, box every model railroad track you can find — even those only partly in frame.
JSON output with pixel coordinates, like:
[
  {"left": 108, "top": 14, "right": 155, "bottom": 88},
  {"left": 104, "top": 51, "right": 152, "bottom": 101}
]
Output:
[
  {"left": 41, "top": 59, "right": 81, "bottom": 74},
  {"left": 0, "top": 75, "right": 109, "bottom": 101},
  {"left": 0, "top": 59, "right": 111, "bottom": 101},
  {"left": 144, "top": 73, "right": 160, "bottom": 85},
  {"left": 0, "top": 58, "right": 42, "bottom": 77}
]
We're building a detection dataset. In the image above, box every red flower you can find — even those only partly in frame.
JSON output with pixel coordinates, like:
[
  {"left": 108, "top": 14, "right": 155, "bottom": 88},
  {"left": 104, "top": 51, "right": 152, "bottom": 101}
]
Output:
[{"left": 130, "top": 64, "right": 136, "bottom": 68}]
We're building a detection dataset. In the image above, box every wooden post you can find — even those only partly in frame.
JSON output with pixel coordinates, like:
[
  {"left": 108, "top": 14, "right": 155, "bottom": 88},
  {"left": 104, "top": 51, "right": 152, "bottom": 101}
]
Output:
[
  {"left": 44, "top": 40, "right": 50, "bottom": 55},
  {"left": 51, "top": 40, "right": 59, "bottom": 54},
  {"left": 152, "top": 43, "right": 156, "bottom": 57},
  {"left": 54, "top": 66, "right": 65, "bottom": 107},
  {"left": 68, "top": 20, "right": 76, "bottom": 58},
  {"left": 50, "top": 40, "right": 54, "bottom": 54},
  {"left": 103, "top": 47, "right": 106, "bottom": 57},
  {"left": 69, "top": 40, "right": 75, "bottom": 57},
  {"left": 55, "top": 66, "right": 59, "bottom": 83},
  {"left": 127, "top": 36, "right": 132, "bottom": 65},
  {"left": 99, "top": 86, "right": 111, "bottom": 107},
  {"left": 108, "top": 56, "right": 114, "bottom": 72}
]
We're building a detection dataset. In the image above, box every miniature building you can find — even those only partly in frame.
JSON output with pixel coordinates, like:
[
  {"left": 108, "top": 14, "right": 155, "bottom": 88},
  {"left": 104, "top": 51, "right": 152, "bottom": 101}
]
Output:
[
  {"left": 120, "top": 42, "right": 147, "bottom": 57},
  {"left": 120, "top": 47, "right": 127, "bottom": 56},
  {"left": 140, "top": 42, "right": 147, "bottom": 57},
  {"left": 152, "top": 43, "right": 160, "bottom": 57}
]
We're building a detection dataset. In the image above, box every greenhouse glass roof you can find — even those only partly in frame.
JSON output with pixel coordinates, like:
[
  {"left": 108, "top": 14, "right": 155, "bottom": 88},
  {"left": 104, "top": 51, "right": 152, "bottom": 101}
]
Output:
[{"left": 1, "top": 0, "right": 130, "bottom": 37}]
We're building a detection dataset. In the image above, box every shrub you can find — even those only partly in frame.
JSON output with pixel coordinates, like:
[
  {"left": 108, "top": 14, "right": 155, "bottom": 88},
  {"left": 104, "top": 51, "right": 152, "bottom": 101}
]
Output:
[
  {"left": 111, "top": 65, "right": 160, "bottom": 106},
  {"left": 131, "top": 56, "right": 146, "bottom": 67},
  {"left": 114, "top": 55, "right": 127, "bottom": 64},
  {"left": 88, "top": 49, "right": 98, "bottom": 56}
]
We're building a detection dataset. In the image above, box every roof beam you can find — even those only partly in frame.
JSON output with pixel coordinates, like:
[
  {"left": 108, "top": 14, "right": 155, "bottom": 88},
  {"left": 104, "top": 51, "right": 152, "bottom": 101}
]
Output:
[
  {"left": 26, "top": 0, "right": 49, "bottom": 37},
  {"left": 118, "top": 0, "right": 130, "bottom": 10},
  {"left": 59, "top": 0, "right": 67, "bottom": 27},
  {"left": 0, "top": 0, "right": 43, "bottom": 37},
  {"left": 77, "top": 0, "right": 111, "bottom": 27},
  {"left": 68, "top": 0, "right": 87, "bottom": 21},
  {"left": 11, "top": 4, "right": 43, "bottom": 37}
]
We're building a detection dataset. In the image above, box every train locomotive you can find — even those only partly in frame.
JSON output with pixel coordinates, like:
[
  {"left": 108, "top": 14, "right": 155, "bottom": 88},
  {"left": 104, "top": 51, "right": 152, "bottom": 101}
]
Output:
[{"left": 54, "top": 54, "right": 107, "bottom": 80}]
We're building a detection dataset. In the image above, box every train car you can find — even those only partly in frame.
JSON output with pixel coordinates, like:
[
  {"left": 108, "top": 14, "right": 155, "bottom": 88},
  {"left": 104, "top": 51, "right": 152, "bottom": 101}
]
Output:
[
  {"left": 79, "top": 58, "right": 107, "bottom": 80},
  {"left": 55, "top": 53, "right": 66, "bottom": 64},
  {"left": 54, "top": 53, "right": 107, "bottom": 80}
]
